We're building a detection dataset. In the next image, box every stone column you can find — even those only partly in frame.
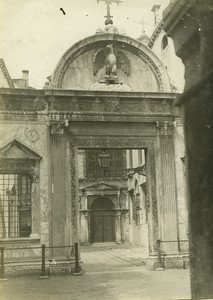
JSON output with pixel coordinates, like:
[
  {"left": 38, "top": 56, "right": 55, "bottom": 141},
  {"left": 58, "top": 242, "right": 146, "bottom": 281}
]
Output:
[
  {"left": 69, "top": 140, "right": 80, "bottom": 245},
  {"left": 29, "top": 161, "right": 40, "bottom": 240},
  {"left": 115, "top": 209, "right": 121, "bottom": 244},
  {"left": 80, "top": 210, "right": 91, "bottom": 244},
  {"left": 121, "top": 209, "right": 129, "bottom": 243},
  {"left": 146, "top": 143, "right": 159, "bottom": 254},
  {"left": 163, "top": 1, "right": 213, "bottom": 298},
  {"left": 157, "top": 121, "right": 178, "bottom": 254}
]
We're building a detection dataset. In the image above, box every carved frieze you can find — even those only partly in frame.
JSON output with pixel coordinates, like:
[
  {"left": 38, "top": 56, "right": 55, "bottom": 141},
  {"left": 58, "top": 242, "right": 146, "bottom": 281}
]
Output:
[
  {"left": 47, "top": 96, "right": 172, "bottom": 116},
  {"left": 0, "top": 97, "right": 46, "bottom": 111},
  {"left": 73, "top": 137, "right": 155, "bottom": 149}
]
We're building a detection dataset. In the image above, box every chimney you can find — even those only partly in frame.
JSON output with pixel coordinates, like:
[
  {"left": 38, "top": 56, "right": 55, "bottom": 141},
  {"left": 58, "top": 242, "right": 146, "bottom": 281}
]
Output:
[
  {"left": 151, "top": 4, "right": 161, "bottom": 27},
  {"left": 22, "top": 70, "right": 29, "bottom": 88}
]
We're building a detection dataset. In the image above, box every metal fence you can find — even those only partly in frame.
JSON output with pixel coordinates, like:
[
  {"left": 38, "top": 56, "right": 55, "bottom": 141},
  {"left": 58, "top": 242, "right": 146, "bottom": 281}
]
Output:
[{"left": 0, "top": 243, "right": 81, "bottom": 280}]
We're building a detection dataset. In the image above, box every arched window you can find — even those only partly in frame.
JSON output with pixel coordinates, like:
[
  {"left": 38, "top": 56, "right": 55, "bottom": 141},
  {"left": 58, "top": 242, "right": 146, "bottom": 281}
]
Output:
[{"left": 162, "top": 35, "right": 168, "bottom": 51}]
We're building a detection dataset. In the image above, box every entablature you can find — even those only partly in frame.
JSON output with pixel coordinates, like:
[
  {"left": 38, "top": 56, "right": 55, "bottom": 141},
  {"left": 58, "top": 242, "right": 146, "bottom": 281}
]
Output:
[{"left": 0, "top": 89, "right": 178, "bottom": 121}]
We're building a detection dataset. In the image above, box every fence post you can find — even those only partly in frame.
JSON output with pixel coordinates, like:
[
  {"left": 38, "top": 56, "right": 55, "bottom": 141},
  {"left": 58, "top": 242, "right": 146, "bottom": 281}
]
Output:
[
  {"left": 38, "top": 244, "right": 49, "bottom": 279},
  {"left": 0, "top": 247, "right": 8, "bottom": 281},
  {"left": 73, "top": 243, "right": 82, "bottom": 275},
  {"left": 155, "top": 240, "right": 165, "bottom": 271}
]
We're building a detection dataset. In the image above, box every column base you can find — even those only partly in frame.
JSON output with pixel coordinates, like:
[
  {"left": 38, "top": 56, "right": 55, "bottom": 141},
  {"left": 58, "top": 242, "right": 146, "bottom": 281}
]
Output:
[{"left": 146, "top": 254, "right": 189, "bottom": 270}]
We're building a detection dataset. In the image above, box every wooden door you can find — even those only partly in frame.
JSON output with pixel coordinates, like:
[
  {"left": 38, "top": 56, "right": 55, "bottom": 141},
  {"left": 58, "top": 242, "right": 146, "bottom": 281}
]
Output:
[
  {"left": 92, "top": 212, "right": 115, "bottom": 243},
  {"left": 103, "top": 215, "right": 115, "bottom": 242}
]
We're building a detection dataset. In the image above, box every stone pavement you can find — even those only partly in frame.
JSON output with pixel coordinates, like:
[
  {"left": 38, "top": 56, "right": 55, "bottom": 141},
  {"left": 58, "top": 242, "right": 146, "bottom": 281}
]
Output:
[{"left": 0, "top": 243, "right": 191, "bottom": 300}]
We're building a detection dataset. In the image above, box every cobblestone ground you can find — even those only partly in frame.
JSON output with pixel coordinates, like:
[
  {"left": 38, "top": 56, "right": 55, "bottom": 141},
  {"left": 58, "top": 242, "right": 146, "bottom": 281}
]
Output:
[{"left": 0, "top": 243, "right": 191, "bottom": 300}]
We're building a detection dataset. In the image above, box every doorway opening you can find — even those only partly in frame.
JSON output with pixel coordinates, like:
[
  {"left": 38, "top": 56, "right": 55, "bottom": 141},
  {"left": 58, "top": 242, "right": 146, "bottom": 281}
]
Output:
[
  {"left": 78, "top": 148, "right": 149, "bottom": 249},
  {"left": 91, "top": 197, "right": 115, "bottom": 243}
]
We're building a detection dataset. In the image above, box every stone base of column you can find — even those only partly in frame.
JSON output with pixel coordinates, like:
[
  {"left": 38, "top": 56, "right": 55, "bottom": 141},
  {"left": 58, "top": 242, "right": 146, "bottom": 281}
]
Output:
[
  {"left": 30, "top": 233, "right": 40, "bottom": 240},
  {"left": 146, "top": 254, "right": 189, "bottom": 270}
]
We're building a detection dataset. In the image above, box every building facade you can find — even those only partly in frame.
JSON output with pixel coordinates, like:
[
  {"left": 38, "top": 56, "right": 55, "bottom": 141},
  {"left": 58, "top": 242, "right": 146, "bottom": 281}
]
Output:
[{"left": 0, "top": 15, "right": 188, "bottom": 268}]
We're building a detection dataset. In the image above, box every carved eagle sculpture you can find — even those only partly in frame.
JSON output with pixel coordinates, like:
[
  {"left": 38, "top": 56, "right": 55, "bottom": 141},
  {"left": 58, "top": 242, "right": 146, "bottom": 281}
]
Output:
[
  {"left": 93, "top": 45, "right": 130, "bottom": 78},
  {"left": 105, "top": 44, "right": 117, "bottom": 77}
]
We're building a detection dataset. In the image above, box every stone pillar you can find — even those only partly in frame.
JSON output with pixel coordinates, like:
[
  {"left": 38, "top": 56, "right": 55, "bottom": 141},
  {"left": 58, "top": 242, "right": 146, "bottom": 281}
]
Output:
[
  {"left": 115, "top": 209, "right": 121, "bottom": 243},
  {"left": 29, "top": 161, "right": 40, "bottom": 239},
  {"left": 121, "top": 209, "right": 129, "bottom": 243},
  {"left": 80, "top": 210, "right": 91, "bottom": 244},
  {"left": 157, "top": 121, "right": 178, "bottom": 254},
  {"left": 164, "top": 1, "right": 213, "bottom": 298},
  {"left": 146, "top": 143, "right": 159, "bottom": 254},
  {"left": 69, "top": 140, "right": 80, "bottom": 245}
]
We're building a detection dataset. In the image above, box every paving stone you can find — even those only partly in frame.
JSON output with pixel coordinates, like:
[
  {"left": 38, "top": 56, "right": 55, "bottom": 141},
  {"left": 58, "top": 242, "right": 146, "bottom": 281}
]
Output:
[{"left": 0, "top": 244, "right": 191, "bottom": 300}]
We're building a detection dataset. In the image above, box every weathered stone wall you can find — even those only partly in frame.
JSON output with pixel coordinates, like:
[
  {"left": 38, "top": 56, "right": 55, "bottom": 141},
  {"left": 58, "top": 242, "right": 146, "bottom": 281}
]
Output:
[{"left": 0, "top": 122, "right": 49, "bottom": 243}]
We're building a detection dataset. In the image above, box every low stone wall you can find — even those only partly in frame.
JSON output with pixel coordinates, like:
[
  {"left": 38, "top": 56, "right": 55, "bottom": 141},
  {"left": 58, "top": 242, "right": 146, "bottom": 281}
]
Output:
[{"left": 3, "top": 258, "right": 77, "bottom": 276}]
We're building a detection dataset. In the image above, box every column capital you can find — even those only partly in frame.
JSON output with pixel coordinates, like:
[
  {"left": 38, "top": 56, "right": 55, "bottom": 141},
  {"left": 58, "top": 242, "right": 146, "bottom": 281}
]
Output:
[
  {"left": 50, "top": 122, "right": 67, "bottom": 135},
  {"left": 157, "top": 121, "right": 174, "bottom": 136}
]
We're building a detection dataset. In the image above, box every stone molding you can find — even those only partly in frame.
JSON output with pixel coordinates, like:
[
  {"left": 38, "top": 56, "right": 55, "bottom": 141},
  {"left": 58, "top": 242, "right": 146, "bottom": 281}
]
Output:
[{"left": 65, "top": 136, "right": 158, "bottom": 253}]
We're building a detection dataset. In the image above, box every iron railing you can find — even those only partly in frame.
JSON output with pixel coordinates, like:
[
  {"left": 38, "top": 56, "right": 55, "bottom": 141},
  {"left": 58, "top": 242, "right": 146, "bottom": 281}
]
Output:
[{"left": 0, "top": 242, "right": 81, "bottom": 280}]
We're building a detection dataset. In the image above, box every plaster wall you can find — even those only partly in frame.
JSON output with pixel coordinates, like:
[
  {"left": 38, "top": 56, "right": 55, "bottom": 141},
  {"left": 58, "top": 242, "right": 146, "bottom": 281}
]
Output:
[
  {"left": 0, "top": 122, "right": 50, "bottom": 247},
  {"left": 129, "top": 223, "right": 149, "bottom": 248},
  {"left": 151, "top": 31, "right": 185, "bottom": 92},
  {"left": 62, "top": 48, "right": 160, "bottom": 92}
]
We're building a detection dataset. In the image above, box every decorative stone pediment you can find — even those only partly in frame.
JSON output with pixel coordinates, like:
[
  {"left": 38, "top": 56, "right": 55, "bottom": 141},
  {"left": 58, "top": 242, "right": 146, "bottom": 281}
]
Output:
[
  {"left": 83, "top": 182, "right": 120, "bottom": 192},
  {"left": 0, "top": 139, "right": 42, "bottom": 160}
]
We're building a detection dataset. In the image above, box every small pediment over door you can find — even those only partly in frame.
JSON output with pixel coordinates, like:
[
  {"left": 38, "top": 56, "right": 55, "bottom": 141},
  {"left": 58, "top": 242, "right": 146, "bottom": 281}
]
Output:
[
  {"left": 0, "top": 139, "right": 42, "bottom": 160},
  {"left": 83, "top": 182, "right": 120, "bottom": 192}
]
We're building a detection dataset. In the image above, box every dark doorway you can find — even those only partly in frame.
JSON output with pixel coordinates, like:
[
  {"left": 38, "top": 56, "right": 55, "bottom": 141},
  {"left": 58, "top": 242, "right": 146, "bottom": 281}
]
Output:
[{"left": 91, "top": 198, "right": 115, "bottom": 243}]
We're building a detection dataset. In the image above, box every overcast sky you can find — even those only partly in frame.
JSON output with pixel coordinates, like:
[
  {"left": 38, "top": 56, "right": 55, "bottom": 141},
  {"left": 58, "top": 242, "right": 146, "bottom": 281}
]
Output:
[{"left": 0, "top": 0, "right": 170, "bottom": 88}]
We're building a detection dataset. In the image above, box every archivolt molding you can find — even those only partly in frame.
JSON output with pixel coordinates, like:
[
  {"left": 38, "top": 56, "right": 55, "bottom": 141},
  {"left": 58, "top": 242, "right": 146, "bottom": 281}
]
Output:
[{"left": 51, "top": 34, "right": 171, "bottom": 92}]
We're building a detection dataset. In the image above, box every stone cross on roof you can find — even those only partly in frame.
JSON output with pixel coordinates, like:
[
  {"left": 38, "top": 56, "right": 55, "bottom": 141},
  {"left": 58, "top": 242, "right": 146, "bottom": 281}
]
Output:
[{"left": 97, "top": 0, "right": 123, "bottom": 25}]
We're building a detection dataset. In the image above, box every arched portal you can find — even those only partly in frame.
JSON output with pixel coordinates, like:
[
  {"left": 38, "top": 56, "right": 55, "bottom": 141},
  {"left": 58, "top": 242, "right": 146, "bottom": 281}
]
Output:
[{"left": 90, "top": 198, "right": 115, "bottom": 243}]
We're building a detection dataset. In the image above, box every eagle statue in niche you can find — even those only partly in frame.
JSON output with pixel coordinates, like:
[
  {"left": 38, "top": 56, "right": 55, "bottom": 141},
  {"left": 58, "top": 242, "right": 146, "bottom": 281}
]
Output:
[
  {"left": 105, "top": 44, "right": 117, "bottom": 77},
  {"left": 93, "top": 44, "right": 130, "bottom": 81}
]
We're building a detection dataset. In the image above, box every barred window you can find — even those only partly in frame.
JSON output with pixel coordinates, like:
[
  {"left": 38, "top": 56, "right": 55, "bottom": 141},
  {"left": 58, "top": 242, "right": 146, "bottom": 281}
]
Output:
[{"left": 0, "top": 174, "right": 32, "bottom": 238}]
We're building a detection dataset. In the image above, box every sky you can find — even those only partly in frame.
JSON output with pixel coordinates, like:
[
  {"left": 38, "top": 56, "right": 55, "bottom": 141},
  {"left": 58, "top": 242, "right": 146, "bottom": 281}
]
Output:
[{"left": 0, "top": 0, "right": 170, "bottom": 88}]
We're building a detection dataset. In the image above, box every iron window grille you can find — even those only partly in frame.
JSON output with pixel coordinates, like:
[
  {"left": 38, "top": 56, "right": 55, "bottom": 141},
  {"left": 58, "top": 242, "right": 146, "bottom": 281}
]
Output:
[{"left": 0, "top": 173, "right": 32, "bottom": 238}]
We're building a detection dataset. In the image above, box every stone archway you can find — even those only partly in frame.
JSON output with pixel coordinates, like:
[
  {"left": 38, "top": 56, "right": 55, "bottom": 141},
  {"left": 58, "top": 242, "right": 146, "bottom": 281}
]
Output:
[{"left": 90, "top": 197, "right": 115, "bottom": 243}]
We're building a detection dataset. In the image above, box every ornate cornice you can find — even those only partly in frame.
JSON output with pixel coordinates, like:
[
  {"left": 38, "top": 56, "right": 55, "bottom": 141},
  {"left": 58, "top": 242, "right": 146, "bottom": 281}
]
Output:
[{"left": 148, "top": 21, "right": 164, "bottom": 49}]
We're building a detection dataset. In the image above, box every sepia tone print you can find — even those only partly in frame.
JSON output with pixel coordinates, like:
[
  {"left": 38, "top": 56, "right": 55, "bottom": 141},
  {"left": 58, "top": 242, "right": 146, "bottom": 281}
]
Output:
[{"left": 0, "top": 0, "right": 212, "bottom": 299}]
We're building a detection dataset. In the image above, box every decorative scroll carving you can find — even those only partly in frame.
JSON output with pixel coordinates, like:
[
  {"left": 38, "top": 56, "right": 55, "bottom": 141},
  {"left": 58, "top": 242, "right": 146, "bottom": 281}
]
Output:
[
  {"left": 33, "top": 97, "right": 47, "bottom": 111},
  {"left": 0, "top": 98, "right": 47, "bottom": 112}
]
